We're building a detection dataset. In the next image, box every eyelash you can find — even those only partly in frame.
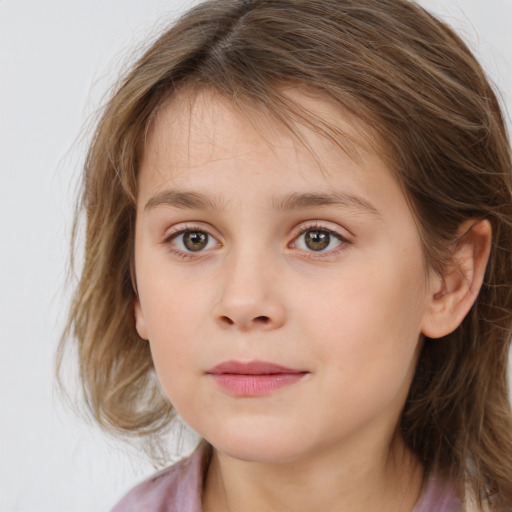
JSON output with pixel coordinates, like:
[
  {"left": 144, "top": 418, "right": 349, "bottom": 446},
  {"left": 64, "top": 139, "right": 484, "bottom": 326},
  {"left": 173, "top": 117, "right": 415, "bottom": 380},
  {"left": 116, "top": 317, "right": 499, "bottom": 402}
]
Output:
[
  {"left": 163, "top": 224, "right": 219, "bottom": 260},
  {"left": 289, "top": 222, "right": 351, "bottom": 259},
  {"left": 163, "top": 222, "right": 351, "bottom": 260}
]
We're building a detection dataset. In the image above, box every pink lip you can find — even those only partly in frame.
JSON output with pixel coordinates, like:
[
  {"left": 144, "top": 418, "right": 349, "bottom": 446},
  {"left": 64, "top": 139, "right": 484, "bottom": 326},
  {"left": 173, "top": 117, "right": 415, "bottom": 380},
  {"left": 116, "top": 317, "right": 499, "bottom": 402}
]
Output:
[{"left": 207, "top": 360, "right": 308, "bottom": 397}]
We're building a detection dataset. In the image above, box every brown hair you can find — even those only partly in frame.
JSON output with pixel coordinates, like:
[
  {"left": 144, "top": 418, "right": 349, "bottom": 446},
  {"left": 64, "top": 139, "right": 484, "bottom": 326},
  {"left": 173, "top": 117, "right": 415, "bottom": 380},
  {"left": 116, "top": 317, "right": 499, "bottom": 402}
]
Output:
[{"left": 58, "top": 0, "right": 512, "bottom": 508}]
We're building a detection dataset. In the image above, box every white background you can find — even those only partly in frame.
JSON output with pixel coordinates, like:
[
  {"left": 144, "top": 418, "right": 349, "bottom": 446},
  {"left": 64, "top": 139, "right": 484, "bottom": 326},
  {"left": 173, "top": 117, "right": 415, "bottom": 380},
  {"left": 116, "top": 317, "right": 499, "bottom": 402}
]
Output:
[{"left": 1, "top": 1, "right": 511, "bottom": 511}]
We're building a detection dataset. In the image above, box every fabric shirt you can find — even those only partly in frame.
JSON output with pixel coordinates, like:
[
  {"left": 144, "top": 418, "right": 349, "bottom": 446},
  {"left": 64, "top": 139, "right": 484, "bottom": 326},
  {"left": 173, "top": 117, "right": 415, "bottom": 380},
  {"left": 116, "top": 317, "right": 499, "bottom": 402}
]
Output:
[{"left": 111, "top": 443, "right": 460, "bottom": 512}]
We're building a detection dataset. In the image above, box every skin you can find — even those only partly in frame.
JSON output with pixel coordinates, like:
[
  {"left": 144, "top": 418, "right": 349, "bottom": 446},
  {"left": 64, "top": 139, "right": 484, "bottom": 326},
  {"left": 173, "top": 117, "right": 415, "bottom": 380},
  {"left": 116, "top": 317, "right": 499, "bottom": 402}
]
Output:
[{"left": 133, "top": 90, "right": 490, "bottom": 512}]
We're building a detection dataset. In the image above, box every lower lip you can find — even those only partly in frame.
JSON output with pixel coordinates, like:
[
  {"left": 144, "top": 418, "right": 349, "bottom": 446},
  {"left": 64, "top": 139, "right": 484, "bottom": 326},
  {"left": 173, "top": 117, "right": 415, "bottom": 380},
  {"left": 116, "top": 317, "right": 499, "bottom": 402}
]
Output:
[{"left": 210, "top": 373, "right": 307, "bottom": 397}]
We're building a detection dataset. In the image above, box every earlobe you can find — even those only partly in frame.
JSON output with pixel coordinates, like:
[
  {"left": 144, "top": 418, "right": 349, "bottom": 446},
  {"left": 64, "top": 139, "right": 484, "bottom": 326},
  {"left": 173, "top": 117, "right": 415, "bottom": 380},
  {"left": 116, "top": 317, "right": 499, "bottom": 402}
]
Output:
[
  {"left": 133, "top": 298, "right": 149, "bottom": 340},
  {"left": 421, "top": 219, "right": 491, "bottom": 339}
]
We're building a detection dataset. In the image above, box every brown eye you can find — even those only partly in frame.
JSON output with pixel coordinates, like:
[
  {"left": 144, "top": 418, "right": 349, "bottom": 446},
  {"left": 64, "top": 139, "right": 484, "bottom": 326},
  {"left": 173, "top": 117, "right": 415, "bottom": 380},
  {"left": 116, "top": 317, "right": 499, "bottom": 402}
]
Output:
[
  {"left": 304, "top": 230, "right": 330, "bottom": 251},
  {"left": 183, "top": 231, "right": 209, "bottom": 251},
  {"left": 293, "top": 227, "right": 345, "bottom": 253},
  {"left": 168, "top": 228, "right": 219, "bottom": 256}
]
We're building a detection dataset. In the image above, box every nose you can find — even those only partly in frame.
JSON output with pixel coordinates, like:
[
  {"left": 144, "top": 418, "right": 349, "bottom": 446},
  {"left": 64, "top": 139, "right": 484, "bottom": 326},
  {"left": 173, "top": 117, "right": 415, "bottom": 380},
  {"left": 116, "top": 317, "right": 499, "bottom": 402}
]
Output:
[{"left": 213, "top": 251, "right": 286, "bottom": 332}]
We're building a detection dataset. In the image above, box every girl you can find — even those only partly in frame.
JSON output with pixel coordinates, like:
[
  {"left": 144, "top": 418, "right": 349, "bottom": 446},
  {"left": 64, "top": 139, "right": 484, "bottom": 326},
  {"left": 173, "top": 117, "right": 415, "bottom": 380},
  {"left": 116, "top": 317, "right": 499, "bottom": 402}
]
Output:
[{"left": 59, "top": 0, "right": 512, "bottom": 510}]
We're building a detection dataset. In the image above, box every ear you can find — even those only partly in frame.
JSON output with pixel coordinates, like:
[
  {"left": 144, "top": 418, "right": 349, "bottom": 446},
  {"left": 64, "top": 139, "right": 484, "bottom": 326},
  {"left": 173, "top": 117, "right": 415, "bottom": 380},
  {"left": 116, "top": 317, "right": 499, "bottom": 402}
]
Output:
[
  {"left": 133, "top": 297, "right": 149, "bottom": 340},
  {"left": 421, "top": 219, "right": 491, "bottom": 339}
]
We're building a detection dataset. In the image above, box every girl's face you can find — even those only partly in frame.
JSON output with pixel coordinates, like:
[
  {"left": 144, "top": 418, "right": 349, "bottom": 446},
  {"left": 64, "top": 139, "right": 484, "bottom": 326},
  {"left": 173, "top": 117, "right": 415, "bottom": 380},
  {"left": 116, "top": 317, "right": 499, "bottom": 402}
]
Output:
[{"left": 134, "top": 90, "right": 438, "bottom": 464}]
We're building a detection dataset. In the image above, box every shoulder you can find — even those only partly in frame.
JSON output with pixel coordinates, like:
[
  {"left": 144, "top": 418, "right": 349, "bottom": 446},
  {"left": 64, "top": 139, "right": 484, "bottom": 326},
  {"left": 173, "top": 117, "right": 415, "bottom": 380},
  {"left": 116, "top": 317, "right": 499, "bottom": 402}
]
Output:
[
  {"left": 110, "top": 442, "right": 211, "bottom": 512},
  {"left": 413, "top": 472, "right": 461, "bottom": 512}
]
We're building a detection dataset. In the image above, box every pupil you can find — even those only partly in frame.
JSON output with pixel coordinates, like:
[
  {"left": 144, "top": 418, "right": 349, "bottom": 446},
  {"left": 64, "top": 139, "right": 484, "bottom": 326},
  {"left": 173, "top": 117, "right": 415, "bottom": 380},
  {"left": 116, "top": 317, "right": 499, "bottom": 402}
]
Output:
[
  {"left": 184, "top": 231, "right": 208, "bottom": 251},
  {"left": 305, "top": 230, "right": 330, "bottom": 251}
]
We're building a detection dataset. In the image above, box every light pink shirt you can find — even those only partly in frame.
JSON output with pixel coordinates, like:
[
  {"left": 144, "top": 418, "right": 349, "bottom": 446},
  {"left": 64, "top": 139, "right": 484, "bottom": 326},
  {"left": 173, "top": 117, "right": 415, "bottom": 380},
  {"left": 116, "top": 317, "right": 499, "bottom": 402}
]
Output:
[{"left": 111, "top": 443, "right": 460, "bottom": 512}]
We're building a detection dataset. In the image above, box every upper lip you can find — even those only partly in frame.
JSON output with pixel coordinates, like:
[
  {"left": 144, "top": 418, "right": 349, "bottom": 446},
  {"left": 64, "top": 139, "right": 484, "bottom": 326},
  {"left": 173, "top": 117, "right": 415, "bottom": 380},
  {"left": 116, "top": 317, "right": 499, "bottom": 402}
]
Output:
[{"left": 207, "top": 360, "right": 306, "bottom": 375}]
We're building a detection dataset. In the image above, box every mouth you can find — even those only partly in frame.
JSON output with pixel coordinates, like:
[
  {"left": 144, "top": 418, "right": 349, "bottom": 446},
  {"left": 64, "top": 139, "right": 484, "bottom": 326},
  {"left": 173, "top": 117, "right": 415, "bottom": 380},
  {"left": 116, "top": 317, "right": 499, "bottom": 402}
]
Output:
[{"left": 206, "top": 360, "right": 309, "bottom": 397}]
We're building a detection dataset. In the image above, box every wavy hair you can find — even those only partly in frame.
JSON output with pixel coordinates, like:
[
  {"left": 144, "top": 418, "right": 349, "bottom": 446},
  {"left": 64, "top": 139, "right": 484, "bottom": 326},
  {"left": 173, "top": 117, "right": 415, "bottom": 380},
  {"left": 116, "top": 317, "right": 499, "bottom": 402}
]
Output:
[{"left": 58, "top": 0, "right": 512, "bottom": 508}]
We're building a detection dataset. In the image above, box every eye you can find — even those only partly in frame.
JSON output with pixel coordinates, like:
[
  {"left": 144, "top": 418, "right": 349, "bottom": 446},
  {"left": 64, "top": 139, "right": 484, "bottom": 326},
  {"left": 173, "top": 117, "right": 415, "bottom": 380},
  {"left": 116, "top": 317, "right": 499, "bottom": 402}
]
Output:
[
  {"left": 169, "top": 229, "right": 219, "bottom": 253},
  {"left": 293, "top": 228, "right": 345, "bottom": 252}
]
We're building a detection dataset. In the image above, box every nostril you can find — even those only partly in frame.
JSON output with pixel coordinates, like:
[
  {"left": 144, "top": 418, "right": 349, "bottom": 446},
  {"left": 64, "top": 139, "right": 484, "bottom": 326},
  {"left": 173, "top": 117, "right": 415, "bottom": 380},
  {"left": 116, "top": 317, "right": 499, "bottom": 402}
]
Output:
[
  {"left": 216, "top": 314, "right": 273, "bottom": 329},
  {"left": 220, "top": 316, "right": 235, "bottom": 325}
]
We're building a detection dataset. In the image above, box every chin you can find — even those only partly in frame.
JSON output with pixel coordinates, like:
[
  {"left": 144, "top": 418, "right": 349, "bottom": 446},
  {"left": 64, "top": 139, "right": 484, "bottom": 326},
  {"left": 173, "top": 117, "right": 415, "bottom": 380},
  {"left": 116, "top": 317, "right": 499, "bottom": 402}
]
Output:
[
  {"left": 201, "top": 416, "right": 311, "bottom": 464},
  {"left": 215, "top": 439, "right": 304, "bottom": 465}
]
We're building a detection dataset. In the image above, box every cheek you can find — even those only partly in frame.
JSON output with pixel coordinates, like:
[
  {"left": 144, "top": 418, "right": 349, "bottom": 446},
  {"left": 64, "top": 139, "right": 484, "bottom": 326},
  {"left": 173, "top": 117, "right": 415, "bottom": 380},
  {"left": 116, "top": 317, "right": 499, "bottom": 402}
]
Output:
[
  {"left": 144, "top": 296, "right": 210, "bottom": 420},
  {"left": 297, "top": 256, "right": 426, "bottom": 381},
  {"left": 137, "top": 271, "right": 213, "bottom": 383},
  {"left": 138, "top": 251, "right": 213, "bottom": 331}
]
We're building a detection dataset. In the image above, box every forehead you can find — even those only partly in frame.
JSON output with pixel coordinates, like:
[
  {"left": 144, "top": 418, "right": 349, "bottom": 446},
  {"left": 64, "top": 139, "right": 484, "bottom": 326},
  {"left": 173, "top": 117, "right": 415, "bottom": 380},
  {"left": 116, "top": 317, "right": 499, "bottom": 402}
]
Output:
[{"left": 140, "top": 88, "right": 386, "bottom": 180}]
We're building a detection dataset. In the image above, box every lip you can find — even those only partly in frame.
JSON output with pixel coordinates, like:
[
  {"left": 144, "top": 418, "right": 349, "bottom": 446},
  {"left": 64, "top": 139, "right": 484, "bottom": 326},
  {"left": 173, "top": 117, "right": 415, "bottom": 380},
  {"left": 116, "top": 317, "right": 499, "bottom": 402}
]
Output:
[{"left": 207, "top": 360, "right": 308, "bottom": 397}]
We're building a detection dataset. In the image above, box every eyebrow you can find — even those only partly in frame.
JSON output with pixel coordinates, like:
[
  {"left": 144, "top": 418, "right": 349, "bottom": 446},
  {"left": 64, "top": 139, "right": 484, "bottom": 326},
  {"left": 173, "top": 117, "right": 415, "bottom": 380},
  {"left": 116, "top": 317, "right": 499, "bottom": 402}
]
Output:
[
  {"left": 144, "top": 191, "right": 224, "bottom": 211},
  {"left": 271, "top": 192, "right": 381, "bottom": 216},
  {"left": 144, "top": 189, "right": 380, "bottom": 217}
]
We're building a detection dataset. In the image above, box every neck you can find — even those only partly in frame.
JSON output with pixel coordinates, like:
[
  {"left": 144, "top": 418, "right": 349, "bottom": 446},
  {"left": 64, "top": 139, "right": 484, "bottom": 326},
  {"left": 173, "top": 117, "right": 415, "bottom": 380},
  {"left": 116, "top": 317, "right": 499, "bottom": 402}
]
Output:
[{"left": 202, "top": 435, "right": 424, "bottom": 512}]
